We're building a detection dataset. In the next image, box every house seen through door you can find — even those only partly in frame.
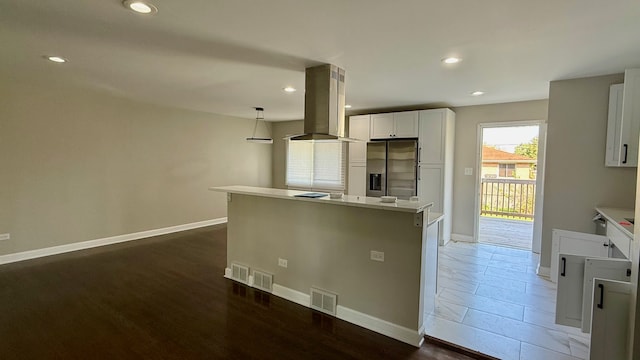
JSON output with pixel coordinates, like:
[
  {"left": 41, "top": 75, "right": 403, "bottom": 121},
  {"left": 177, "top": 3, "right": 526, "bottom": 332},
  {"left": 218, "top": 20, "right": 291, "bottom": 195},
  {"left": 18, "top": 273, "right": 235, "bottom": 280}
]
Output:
[{"left": 477, "top": 124, "right": 540, "bottom": 250}]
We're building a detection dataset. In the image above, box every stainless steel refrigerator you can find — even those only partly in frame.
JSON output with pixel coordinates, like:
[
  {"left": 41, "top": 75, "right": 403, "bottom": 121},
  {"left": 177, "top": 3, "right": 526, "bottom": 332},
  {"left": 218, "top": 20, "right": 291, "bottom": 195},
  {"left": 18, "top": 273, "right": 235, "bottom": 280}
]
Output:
[{"left": 366, "top": 139, "right": 418, "bottom": 200}]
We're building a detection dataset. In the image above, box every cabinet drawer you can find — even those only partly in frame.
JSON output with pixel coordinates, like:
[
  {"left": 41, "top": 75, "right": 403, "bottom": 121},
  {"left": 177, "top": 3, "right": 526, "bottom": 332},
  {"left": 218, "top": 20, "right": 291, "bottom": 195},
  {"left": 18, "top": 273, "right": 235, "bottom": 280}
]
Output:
[{"left": 607, "top": 224, "right": 631, "bottom": 259}]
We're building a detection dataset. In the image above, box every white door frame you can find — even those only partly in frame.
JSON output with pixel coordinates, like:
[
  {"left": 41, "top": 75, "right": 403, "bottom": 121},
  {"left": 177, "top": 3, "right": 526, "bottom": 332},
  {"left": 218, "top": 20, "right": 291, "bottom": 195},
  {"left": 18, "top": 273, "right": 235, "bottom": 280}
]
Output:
[{"left": 474, "top": 120, "right": 547, "bottom": 253}]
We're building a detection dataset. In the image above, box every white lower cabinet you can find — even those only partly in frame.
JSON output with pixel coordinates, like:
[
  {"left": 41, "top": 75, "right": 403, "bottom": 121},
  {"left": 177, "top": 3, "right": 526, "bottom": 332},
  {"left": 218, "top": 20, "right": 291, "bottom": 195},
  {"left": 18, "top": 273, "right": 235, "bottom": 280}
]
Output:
[
  {"left": 347, "top": 164, "right": 366, "bottom": 196},
  {"left": 581, "top": 258, "right": 630, "bottom": 333},
  {"left": 556, "top": 254, "right": 588, "bottom": 328},
  {"left": 590, "top": 278, "right": 631, "bottom": 360},
  {"left": 347, "top": 115, "right": 370, "bottom": 196},
  {"left": 552, "top": 229, "right": 632, "bottom": 359},
  {"left": 551, "top": 229, "right": 609, "bottom": 283},
  {"left": 418, "top": 165, "right": 443, "bottom": 213}
]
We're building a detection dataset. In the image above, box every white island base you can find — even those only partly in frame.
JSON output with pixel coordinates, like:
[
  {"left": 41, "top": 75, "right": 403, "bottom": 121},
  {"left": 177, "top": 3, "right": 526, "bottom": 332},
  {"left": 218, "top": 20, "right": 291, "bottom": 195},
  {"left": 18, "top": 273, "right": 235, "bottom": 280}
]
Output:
[{"left": 210, "top": 186, "right": 442, "bottom": 347}]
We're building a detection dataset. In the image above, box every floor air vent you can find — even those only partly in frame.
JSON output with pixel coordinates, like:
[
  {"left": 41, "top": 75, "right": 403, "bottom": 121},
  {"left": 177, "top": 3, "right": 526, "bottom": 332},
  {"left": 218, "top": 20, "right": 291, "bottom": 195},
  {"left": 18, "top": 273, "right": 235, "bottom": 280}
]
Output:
[
  {"left": 252, "top": 270, "right": 273, "bottom": 292},
  {"left": 231, "top": 263, "right": 249, "bottom": 284},
  {"left": 310, "top": 288, "right": 337, "bottom": 316}
]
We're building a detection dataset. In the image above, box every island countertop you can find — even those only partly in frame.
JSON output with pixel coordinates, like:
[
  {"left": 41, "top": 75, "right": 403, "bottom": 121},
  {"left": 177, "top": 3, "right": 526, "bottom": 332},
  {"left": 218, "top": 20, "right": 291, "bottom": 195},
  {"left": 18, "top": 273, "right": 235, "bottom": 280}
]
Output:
[{"left": 209, "top": 185, "right": 433, "bottom": 214}]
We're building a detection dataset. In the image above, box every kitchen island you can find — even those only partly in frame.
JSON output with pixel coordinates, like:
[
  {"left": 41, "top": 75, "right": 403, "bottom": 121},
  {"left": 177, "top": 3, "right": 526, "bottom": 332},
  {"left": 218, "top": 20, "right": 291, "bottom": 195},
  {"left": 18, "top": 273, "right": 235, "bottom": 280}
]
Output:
[{"left": 209, "top": 185, "right": 441, "bottom": 347}]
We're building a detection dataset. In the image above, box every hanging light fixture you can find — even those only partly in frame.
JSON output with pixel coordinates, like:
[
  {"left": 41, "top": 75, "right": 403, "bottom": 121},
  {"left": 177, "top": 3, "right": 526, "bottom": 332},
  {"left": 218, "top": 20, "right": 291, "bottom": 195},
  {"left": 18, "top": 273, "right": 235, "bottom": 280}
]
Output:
[{"left": 246, "top": 107, "right": 273, "bottom": 144}]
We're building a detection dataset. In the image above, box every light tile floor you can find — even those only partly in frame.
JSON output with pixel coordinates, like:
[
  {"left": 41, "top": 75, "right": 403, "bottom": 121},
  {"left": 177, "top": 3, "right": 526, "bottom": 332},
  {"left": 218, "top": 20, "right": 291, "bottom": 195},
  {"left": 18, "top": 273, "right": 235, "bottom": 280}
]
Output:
[{"left": 425, "top": 241, "right": 589, "bottom": 360}]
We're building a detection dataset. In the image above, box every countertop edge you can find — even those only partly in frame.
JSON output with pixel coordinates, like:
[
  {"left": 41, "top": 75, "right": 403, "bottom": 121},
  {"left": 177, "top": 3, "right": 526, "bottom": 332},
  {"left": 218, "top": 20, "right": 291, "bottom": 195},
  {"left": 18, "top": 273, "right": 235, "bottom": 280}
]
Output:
[
  {"left": 595, "top": 207, "right": 634, "bottom": 238},
  {"left": 210, "top": 186, "right": 433, "bottom": 214},
  {"left": 427, "top": 212, "right": 444, "bottom": 226}
]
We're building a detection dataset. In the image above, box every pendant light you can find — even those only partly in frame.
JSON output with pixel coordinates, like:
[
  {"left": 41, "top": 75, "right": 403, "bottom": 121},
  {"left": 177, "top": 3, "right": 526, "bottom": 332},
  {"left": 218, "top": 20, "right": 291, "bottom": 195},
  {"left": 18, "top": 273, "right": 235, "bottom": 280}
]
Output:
[{"left": 246, "top": 107, "right": 273, "bottom": 144}]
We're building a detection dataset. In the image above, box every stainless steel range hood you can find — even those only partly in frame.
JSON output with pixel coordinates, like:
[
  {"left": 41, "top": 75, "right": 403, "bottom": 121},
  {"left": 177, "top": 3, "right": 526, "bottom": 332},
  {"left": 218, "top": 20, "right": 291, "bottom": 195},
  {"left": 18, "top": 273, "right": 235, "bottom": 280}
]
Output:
[{"left": 290, "top": 64, "right": 347, "bottom": 141}]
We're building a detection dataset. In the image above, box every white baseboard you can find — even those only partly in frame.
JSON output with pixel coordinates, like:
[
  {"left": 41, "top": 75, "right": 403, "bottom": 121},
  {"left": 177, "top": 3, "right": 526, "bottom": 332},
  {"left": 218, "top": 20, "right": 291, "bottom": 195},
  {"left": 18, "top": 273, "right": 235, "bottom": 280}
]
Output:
[
  {"left": 536, "top": 263, "right": 550, "bottom": 278},
  {"left": 239, "top": 281, "right": 423, "bottom": 347},
  {"left": 272, "top": 283, "right": 311, "bottom": 308},
  {"left": 451, "top": 233, "right": 474, "bottom": 243},
  {"left": 336, "top": 305, "right": 424, "bottom": 347},
  {"left": 0, "top": 217, "right": 227, "bottom": 265}
]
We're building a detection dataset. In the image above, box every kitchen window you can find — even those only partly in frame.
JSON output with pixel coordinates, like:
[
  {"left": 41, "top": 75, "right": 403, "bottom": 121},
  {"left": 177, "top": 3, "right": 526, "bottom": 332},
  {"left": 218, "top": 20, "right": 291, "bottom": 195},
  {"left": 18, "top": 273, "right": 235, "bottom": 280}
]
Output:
[
  {"left": 498, "top": 163, "right": 516, "bottom": 178},
  {"left": 286, "top": 140, "right": 346, "bottom": 191}
]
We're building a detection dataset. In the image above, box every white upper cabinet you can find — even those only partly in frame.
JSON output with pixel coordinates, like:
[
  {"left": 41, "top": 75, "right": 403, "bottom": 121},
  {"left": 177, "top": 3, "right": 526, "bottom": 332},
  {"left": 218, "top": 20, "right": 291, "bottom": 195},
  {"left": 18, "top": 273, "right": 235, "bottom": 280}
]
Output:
[
  {"left": 605, "top": 84, "right": 624, "bottom": 166},
  {"left": 418, "top": 109, "right": 447, "bottom": 164},
  {"left": 370, "top": 113, "right": 394, "bottom": 139},
  {"left": 349, "top": 115, "right": 371, "bottom": 141},
  {"left": 393, "top": 111, "right": 419, "bottom": 138},
  {"left": 605, "top": 69, "right": 640, "bottom": 167},
  {"left": 369, "top": 111, "right": 418, "bottom": 139}
]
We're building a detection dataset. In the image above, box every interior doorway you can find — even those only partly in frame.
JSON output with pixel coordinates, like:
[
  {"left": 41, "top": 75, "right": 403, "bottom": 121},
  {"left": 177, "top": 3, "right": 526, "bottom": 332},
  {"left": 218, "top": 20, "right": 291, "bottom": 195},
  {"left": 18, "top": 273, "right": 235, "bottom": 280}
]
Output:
[{"left": 475, "top": 123, "right": 544, "bottom": 251}]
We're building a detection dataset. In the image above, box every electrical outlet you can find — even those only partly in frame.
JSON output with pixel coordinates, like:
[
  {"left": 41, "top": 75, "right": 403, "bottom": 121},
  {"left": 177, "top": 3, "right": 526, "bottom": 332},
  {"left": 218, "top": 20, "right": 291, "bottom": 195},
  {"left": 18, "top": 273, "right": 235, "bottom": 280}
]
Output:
[
  {"left": 0, "top": 233, "right": 10, "bottom": 241},
  {"left": 370, "top": 250, "right": 384, "bottom": 262},
  {"left": 278, "top": 258, "right": 288, "bottom": 268}
]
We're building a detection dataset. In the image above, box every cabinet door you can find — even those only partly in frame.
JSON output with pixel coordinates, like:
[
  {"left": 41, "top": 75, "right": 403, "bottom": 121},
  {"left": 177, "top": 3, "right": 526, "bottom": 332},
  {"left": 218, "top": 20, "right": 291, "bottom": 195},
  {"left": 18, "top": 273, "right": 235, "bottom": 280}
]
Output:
[
  {"left": 619, "top": 69, "right": 640, "bottom": 167},
  {"left": 605, "top": 84, "right": 624, "bottom": 167},
  {"left": 370, "top": 114, "right": 394, "bottom": 139},
  {"left": 556, "top": 254, "right": 587, "bottom": 328},
  {"left": 418, "top": 109, "right": 445, "bottom": 164},
  {"left": 393, "top": 111, "right": 419, "bottom": 138},
  {"left": 590, "top": 278, "right": 631, "bottom": 360},
  {"left": 551, "top": 229, "right": 609, "bottom": 282},
  {"left": 581, "top": 258, "right": 631, "bottom": 333},
  {"left": 348, "top": 164, "right": 367, "bottom": 196},
  {"left": 349, "top": 115, "right": 370, "bottom": 141},
  {"left": 418, "top": 165, "right": 443, "bottom": 212},
  {"left": 349, "top": 142, "right": 367, "bottom": 165}
]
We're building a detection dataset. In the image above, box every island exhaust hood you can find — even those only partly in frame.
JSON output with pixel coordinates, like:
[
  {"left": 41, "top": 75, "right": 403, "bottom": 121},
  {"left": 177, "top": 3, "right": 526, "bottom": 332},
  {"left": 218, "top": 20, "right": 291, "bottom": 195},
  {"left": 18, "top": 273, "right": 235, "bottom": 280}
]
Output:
[{"left": 289, "top": 64, "right": 348, "bottom": 141}]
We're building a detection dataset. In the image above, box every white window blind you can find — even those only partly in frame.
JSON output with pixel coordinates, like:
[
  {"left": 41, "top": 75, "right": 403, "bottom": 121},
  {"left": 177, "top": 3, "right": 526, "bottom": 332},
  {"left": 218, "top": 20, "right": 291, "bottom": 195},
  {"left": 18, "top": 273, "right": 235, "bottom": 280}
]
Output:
[{"left": 286, "top": 140, "right": 346, "bottom": 191}]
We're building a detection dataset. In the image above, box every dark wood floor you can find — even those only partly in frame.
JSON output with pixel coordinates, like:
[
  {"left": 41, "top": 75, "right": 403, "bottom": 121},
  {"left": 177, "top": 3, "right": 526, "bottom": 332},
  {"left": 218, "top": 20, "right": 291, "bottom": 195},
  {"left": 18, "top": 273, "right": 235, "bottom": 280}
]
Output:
[{"left": 0, "top": 225, "right": 484, "bottom": 359}]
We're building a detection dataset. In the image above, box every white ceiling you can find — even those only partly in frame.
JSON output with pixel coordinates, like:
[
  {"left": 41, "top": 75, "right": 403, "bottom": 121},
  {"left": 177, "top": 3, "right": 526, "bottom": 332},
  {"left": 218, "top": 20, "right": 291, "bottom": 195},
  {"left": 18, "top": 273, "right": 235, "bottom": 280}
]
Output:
[{"left": 2, "top": 0, "right": 640, "bottom": 121}]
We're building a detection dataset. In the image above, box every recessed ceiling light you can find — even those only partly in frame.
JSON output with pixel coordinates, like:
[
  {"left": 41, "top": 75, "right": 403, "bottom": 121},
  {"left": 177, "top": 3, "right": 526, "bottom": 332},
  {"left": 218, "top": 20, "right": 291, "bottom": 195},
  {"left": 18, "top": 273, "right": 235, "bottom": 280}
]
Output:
[
  {"left": 442, "top": 57, "right": 461, "bottom": 64},
  {"left": 46, "top": 56, "right": 67, "bottom": 63},
  {"left": 344, "top": 104, "right": 352, "bottom": 109},
  {"left": 471, "top": 91, "right": 485, "bottom": 96},
  {"left": 123, "top": 0, "right": 157, "bottom": 14},
  {"left": 283, "top": 86, "right": 297, "bottom": 93}
]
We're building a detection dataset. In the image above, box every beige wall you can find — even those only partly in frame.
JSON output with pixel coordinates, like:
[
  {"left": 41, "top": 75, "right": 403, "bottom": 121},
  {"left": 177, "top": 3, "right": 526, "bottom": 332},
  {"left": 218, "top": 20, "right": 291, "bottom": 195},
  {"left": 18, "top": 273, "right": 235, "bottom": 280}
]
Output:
[
  {"left": 451, "top": 100, "right": 549, "bottom": 238},
  {"left": 271, "top": 120, "right": 303, "bottom": 189},
  {"left": 540, "top": 73, "right": 636, "bottom": 268},
  {"left": 0, "top": 79, "right": 272, "bottom": 256}
]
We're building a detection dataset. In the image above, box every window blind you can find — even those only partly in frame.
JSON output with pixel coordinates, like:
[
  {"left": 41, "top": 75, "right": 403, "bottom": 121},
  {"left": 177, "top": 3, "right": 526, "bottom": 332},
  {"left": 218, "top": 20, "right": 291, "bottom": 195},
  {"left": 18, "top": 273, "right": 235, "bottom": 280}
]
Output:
[{"left": 286, "top": 140, "right": 345, "bottom": 191}]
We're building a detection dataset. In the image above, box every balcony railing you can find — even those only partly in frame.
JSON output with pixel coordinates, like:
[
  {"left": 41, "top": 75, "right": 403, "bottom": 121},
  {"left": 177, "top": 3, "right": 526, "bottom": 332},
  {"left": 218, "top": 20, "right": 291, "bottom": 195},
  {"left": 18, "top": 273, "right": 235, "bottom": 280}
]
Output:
[{"left": 481, "top": 178, "right": 536, "bottom": 219}]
